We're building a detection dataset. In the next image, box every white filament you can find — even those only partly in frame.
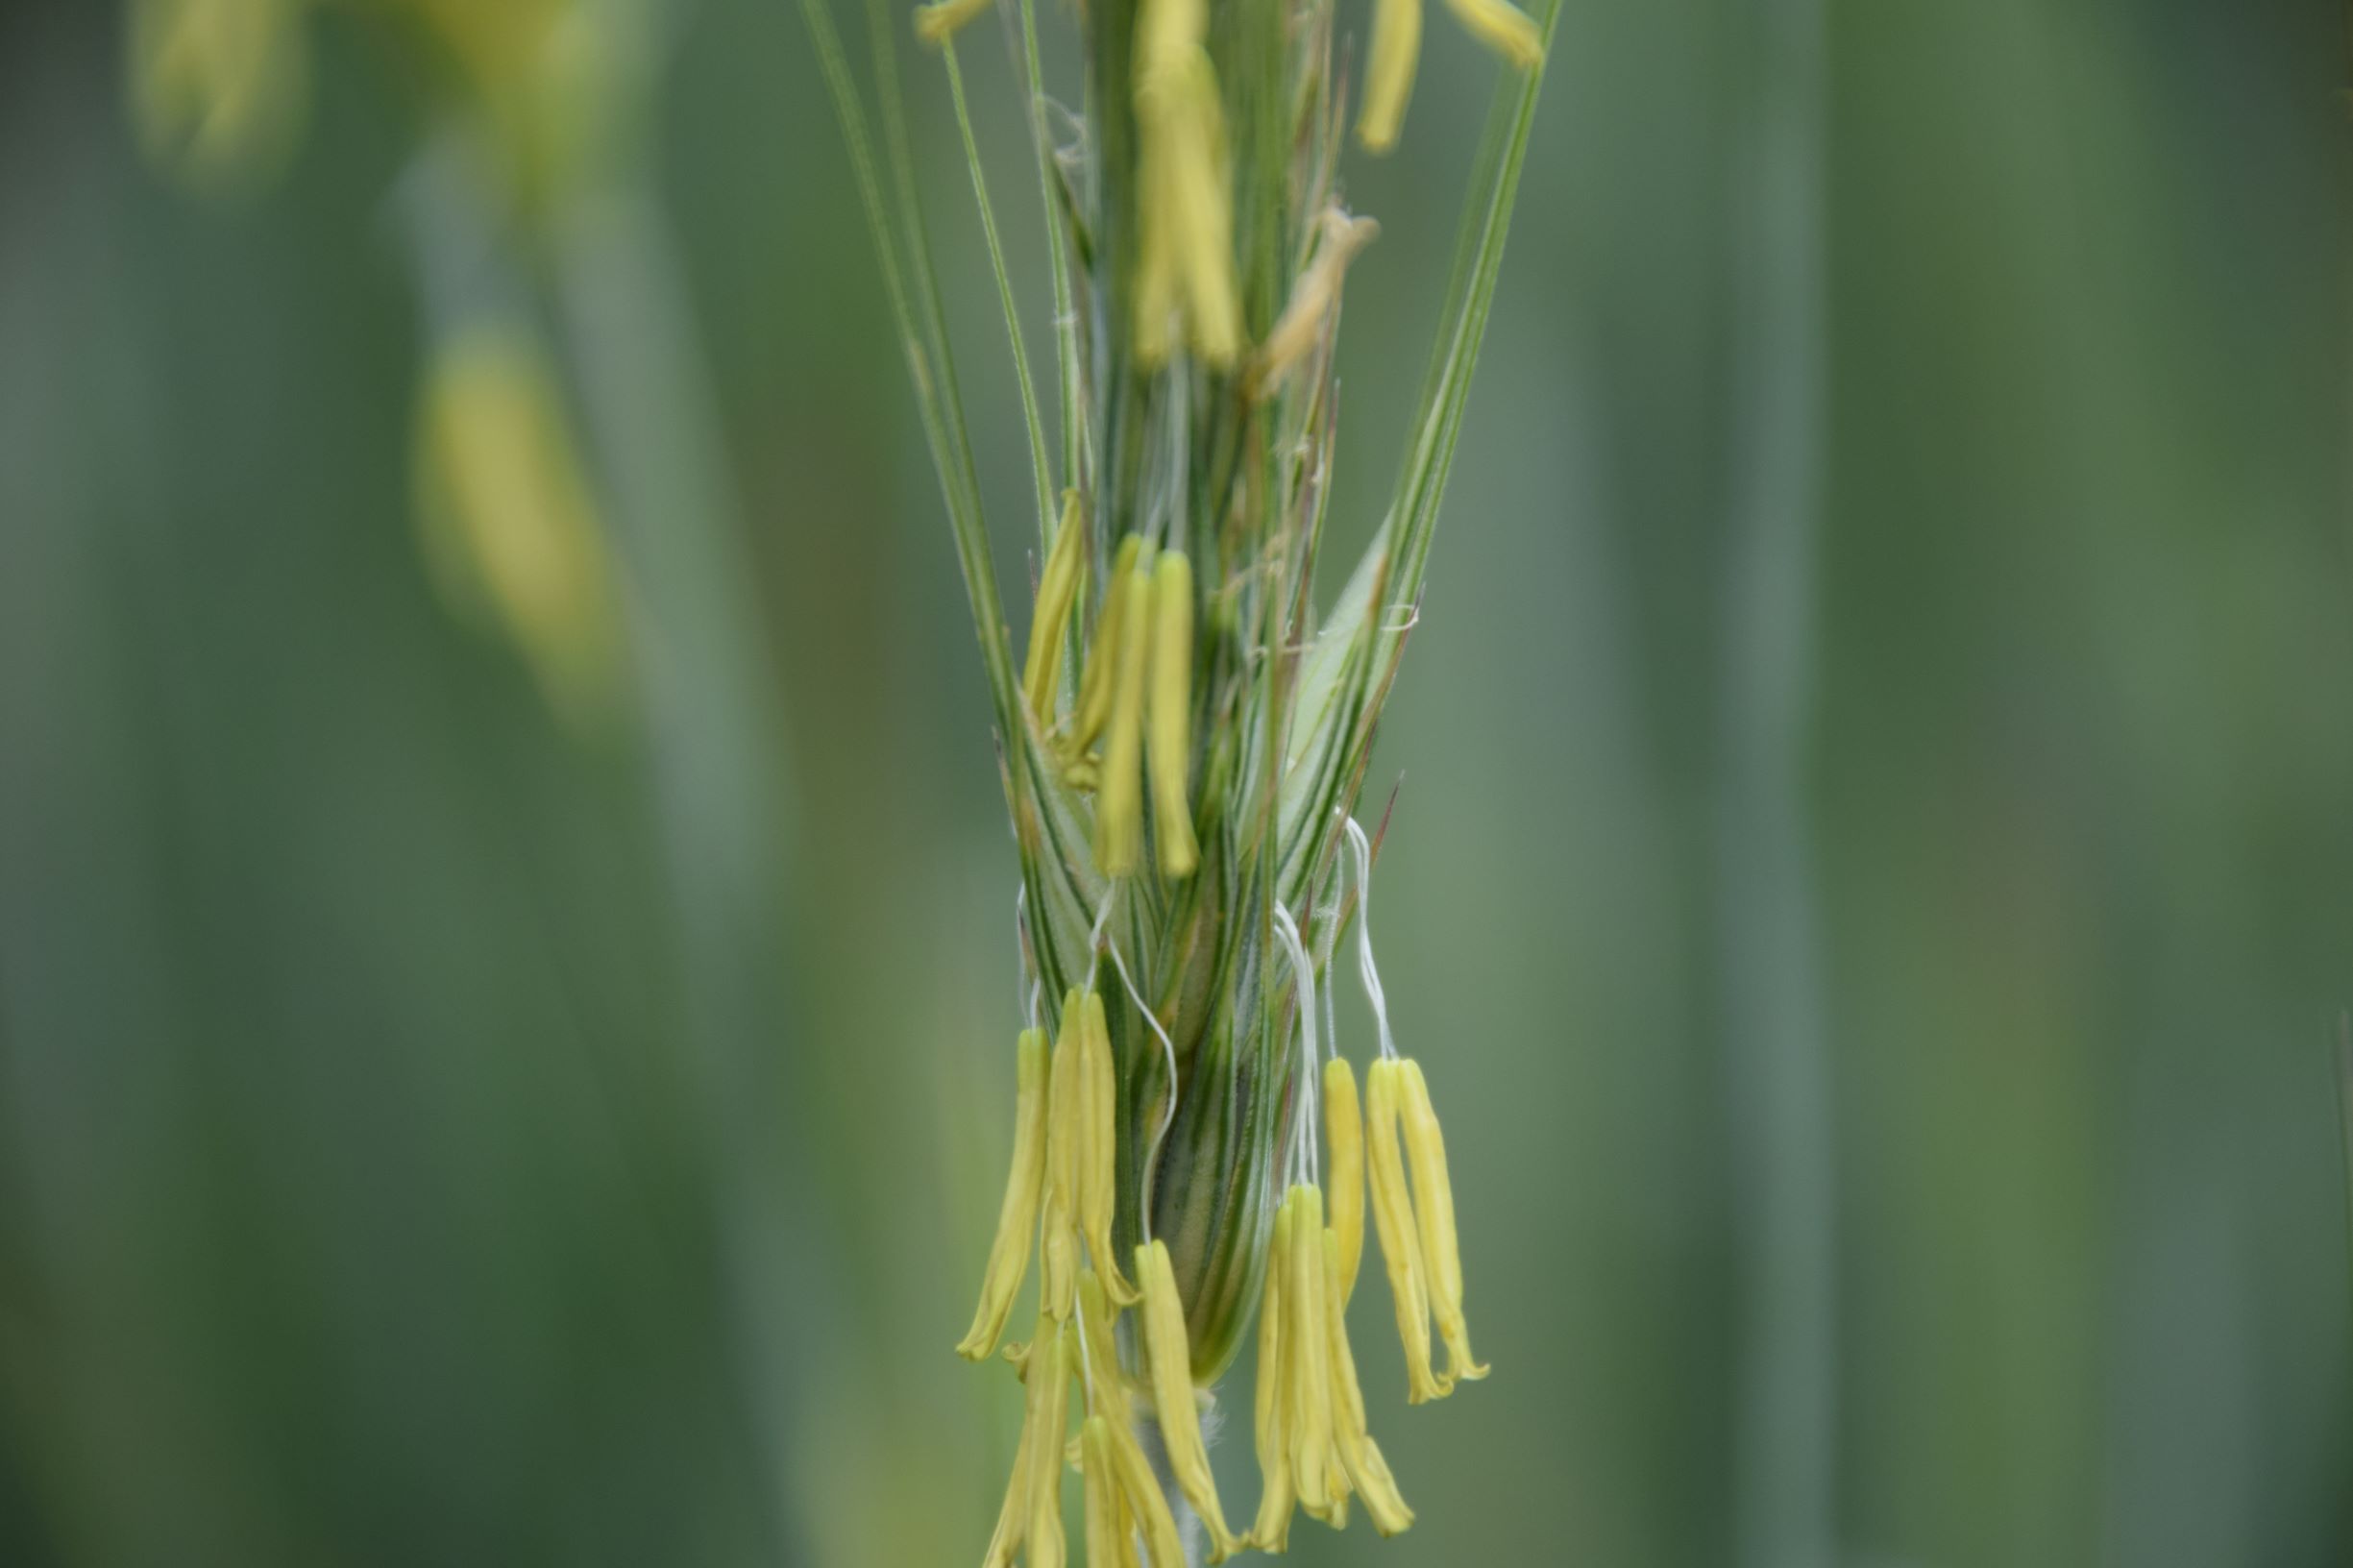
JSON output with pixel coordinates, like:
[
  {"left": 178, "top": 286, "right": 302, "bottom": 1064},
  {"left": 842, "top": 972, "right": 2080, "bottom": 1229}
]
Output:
[
  {"left": 1343, "top": 816, "right": 1399, "bottom": 1061},
  {"left": 1269, "top": 901, "right": 1320, "bottom": 1188}
]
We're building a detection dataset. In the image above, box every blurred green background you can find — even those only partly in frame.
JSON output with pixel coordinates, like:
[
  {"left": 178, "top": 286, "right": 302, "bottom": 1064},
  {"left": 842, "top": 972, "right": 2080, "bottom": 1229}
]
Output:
[{"left": 3, "top": 1, "right": 2350, "bottom": 1565}]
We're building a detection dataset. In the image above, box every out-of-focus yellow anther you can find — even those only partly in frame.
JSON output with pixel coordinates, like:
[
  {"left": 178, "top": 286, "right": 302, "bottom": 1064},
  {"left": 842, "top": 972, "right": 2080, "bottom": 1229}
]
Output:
[
  {"left": 1365, "top": 1060, "right": 1449, "bottom": 1402},
  {"left": 1358, "top": 0, "right": 1421, "bottom": 153},
  {"left": 1444, "top": 0, "right": 1544, "bottom": 67},
  {"left": 913, "top": 0, "right": 992, "bottom": 42},
  {"left": 1024, "top": 1324, "right": 1074, "bottom": 1568},
  {"left": 1322, "top": 1058, "right": 1365, "bottom": 1303},
  {"left": 1133, "top": 0, "right": 1240, "bottom": 365},
  {"left": 414, "top": 324, "right": 622, "bottom": 727},
  {"left": 1145, "top": 551, "right": 1200, "bottom": 878},
  {"left": 1069, "top": 533, "right": 1143, "bottom": 763},
  {"left": 1255, "top": 209, "right": 1381, "bottom": 394},
  {"left": 1093, "top": 540, "right": 1155, "bottom": 875},
  {"left": 1282, "top": 1185, "right": 1336, "bottom": 1520},
  {"left": 1023, "top": 490, "right": 1088, "bottom": 728},
  {"left": 1322, "top": 1229, "right": 1415, "bottom": 1534},
  {"left": 1360, "top": 0, "right": 1542, "bottom": 156},
  {"left": 1079, "top": 992, "right": 1140, "bottom": 1303},
  {"left": 957, "top": 1028, "right": 1051, "bottom": 1360},
  {"left": 1135, "top": 1240, "right": 1241, "bottom": 1558},
  {"left": 1398, "top": 1058, "right": 1488, "bottom": 1382},
  {"left": 130, "top": 0, "right": 310, "bottom": 189},
  {"left": 1250, "top": 1198, "right": 1297, "bottom": 1553}
]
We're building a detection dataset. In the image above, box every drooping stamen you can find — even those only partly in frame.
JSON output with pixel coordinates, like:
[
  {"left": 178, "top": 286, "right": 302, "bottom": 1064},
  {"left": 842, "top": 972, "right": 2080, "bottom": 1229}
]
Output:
[
  {"left": 1398, "top": 1058, "right": 1489, "bottom": 1382},
  {"left": 955, "top": 1026, "right": 1050, "bottom": 1360},
  {"left": 1365, "top": 1059, "right": 1450, "bottom": 1403},
  {"left": 1250, "top": 1194, "right": 1296, "bottom": 1552},
  {"left": 1078, "top": 992, "right": 1140, "bottom": 1302},
  {"left": 1321, "top": 1229, "right": 1415, "bottom": 1535},
  {"left": 1283, "top": 1185, "right": 1336, "bottom": 1520},
  {"left": 1021, "top": 1324, "right": 1074, "bottom": 1568},
  {"left": 1135, "top": 1239, "right": 1242, "bottom": 1559}
]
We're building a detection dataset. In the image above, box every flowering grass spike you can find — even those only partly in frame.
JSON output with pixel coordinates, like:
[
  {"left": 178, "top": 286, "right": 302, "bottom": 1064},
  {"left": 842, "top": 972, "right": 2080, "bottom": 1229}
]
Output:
[{"left": 801, "top": 0, "right": 1556, "bottom": 1553}]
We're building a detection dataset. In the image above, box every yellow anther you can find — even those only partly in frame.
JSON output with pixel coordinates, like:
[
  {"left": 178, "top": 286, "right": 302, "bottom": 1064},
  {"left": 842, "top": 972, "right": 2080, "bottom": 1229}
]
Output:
[
  {"left": 1282, "top": 1186, "right": 1336, "bottom": 1520},
  {"left": 1322, "top": 1229, "right": 1415, "bottom": 1534},
  {"left": 1359, "top": 0, "right": 1421, "bottom": 153},
  {"left": 1022, "top": 490, "right": 1089, "bottom": 728},
  {"left": 1080, "top": 992, "right": 1140, "bottom": 1303},
  {"left": 1398, "top": 1058, "right": 1488, "bottom": 1382},
  {"left": 985, "top": 1311, "right": 1066, "bottom": 1568},
  {"left": 1133, "top": 0, "right": 1240, "bottom": 365},
  {"left": 1023, "top": 1325, "right": 1074, "bottom": 1568},
  {"left": 1365, "top": 1060, "right": 1449, "bottom": 1402},
  {"left": 1359, "top": 0, "right": 1542, "bottom": 155},
  {"left": 130, "top": 0, "right": 310, "bottom": 188},
  {"left": 1070, "top": 534, "right": 1143, "bottom": 760},
  {"left": 956, "top": 1028, "right": 1051, "bottom": 1360},
  {"left": 1076, "top": 1272, "right": 1134, "bottom": 1427},
  {"left": 1093, "top": 540, "right": 1156, "bottom": 876},
  {"left": 1040, "top": 989, "right": 1089, "bottom": 1320},
  {"left": 1145, "top": 551, "right": 1200, "bottom": 878},
  {"left": 1444, "top": 0, "right": 1544, "bottom": 67},
  {"left": 912, "top": 0, "right": 992, "bottom": 42},
  {"left": 1322, "top": 1058, "right": 1365, "bottom": 1303},
  {"left": 1250, "top": 1198, "right": 1297, "bottom": 1553},
  {"left": 1136, "top": 1240, "right": 1242, "bottom": 1558},
  {"left": 1102, "top": 1393, "right": 1188, "bottom": 1567},
  {"left": 1080, "top": 1417, "right": 1123, "bottom": 1567},
  {"left": 1255, "top": 209, "right": 1381, "bottom": 393},
  {"left": 414, "top": 324, "right": 622, "bottom": 726}
]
